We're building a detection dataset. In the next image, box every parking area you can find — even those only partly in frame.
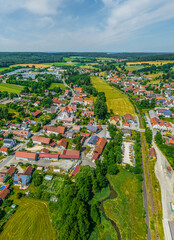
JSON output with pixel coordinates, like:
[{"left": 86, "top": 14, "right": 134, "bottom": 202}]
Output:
[{"left": 122, "top": 141, "right": 135, "bottom": 166}]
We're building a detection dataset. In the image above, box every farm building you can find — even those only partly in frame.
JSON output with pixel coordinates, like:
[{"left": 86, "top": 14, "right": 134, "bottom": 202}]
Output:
[
  {"left": 38, "top": 153, "right": 59, "bottom": 160},
  {"left": 59, "top": 149, "right": 80, "bottom": 160},
  {"left": 15, "top": 151, "right": 38, "bottom": 161}
]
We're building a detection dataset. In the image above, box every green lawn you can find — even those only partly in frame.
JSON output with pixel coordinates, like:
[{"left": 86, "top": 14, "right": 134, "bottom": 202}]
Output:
[
  {"left": 0, "top": 83, "right": 24, "bottom": 94},
  {"left": 104, "top": 170, "right": 147, "bottom": 240},
  {"left": 0, "top": 198, "right": 55, "bottom": 240},
  {"left": 49, "top": 82, "right": 66, "bottom": 90},
  {"left": 91, "top": 76, "right": 136, "bottom": 116}
]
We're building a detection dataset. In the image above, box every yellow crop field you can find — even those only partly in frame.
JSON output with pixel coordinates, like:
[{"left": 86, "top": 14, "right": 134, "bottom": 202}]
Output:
[
  {"left": 91, "top": 76, "right": 136, "bottom": 116},
  {"left": 0, "top": 199, "right": 55, "bottom": 240},
  {"left": 12, "top": 64, "right": 51, "bottom": 68},
  {"left": 127, "top": 60, "right": 174, "bottom": 66}
]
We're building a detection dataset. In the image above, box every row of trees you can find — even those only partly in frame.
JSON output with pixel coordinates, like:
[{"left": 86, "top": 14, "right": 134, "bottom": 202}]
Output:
[
  {"left": 48, "top": 125, "right": 122, "bottom": 239},
  {"left": 94, "top": 92, "right": 108, "bottom": 120}
]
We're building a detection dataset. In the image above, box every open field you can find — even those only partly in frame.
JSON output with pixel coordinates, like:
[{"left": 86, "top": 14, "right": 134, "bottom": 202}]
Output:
[
  {"left": 127, "top": 61, "right": 174, "bottom": 66},
  {"left": 0, "top": 83, "right": 24, "bottom": 93},
  {"left": 49, "top": 82, "right": 66, "bottom": 90},
  {"left": 0, "top": 199, "right": 55, "bottom": 240},
  {"left": 104, "top": 170, "right": 147, "bottom": 240},
  {"left": 91, "top": 76, "right": 136, "bottom": 116},
  {"left": 125, "top": 65, "right": 145, "bottom": 71},
  {"left": 12, "top": 64, "right": 51, "bottom": 68}
]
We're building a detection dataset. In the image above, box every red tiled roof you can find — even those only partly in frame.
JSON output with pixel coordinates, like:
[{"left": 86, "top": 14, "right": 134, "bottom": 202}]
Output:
[
  {"left": 124, "top": 114, "right": 134, "bottom": 122},
  {"left": 32, "top": 110, "right": 42, "bottom": 117},
  {"left": 39, "top": 153, "right": 59, "bottom": 159},
  {"left": 0, "top": 146, "right": 8, "bottom": 153},
  {"left": 110, "top": 116, "right": 120, "bottom": 122},
  {"left": 32, "top": 136, "right": 51, "bottom": 145},
  {"left": 149, "top": 148, "right": 157, "bottom": 158},
  {"left": 6, "top": 167, "right": 16, "bottom": 176},
  {"left": 0, "top": 188, "right": 10, "bottom": 200},
  {"left": 59, "top": 149, "right": 80, "bottom": 159},
  {"left": 40, "top": 148, "right": 50, "bottom": 153},
  {"left": 57, "top": 138, "right": 67, "bottom": 148},
  {"left": 15, "top": 151, "right": 37, "bottom": 160},
  {"left": 72, "top": 165, "right": 82, "bottom": 176},
  {"left": 43, "top": 125, "right": 66, "bottom": 134},
  {"left": 94, "top": 137, "right": 107, "bottom": 155},
  {"left": 24, "top": 165, "right": 34, "bottom": 175}
]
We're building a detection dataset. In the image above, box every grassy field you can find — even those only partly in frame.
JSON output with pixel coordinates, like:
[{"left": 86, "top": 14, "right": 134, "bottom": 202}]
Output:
[
  {"left": 127, "top": 61, "right": 174, "bottom": 66},
  {"left": 91, "top": 76, "right": 136, "bottom": 116},
  {"left": 104, "top": 170, "right": 147, "bottom": 240},
  {"left": 49, "top": 82, "right": 66, "bottom": 90},
  {"left": 125, "top": 65, "right": 145, "bottom": 71},
  {"left": 0, "top": 198, "right": 55, "bottom": 240},
  {"left": 0, "top": 83, "right": 24, "bottom": 93}
]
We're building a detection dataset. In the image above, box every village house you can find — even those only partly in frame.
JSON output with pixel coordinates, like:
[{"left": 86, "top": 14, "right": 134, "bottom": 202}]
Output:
[
  {"left": 57, "top": 138, "right": 67, "bottom": 150},
  {"left": 0, "top": 146, "right": 8, "bottom": 155},
  {"left": 124, "top": 114, "right": 135, "bottom": 123},
  {"left": 0, "top": 184, "right": 10, "bottom": 201},
  {"left": 43, "top": 125, "right": 66, "bottom": 135},
  {"left": 32, "top": 135, "right": 51, "bottom": 145},
  {"left": 0, "top": 167, "right": 16, "bottom": 183},
  {"left": 150, "top": 118, "right": 172, "bottom": 131},
  {"left": 3, "top": 138, "right": 16, "bottom": 149},
  {"left": 32, "top": 110, "right": 42, "bottom": 118},
  {"left": 109, "top": 116, "right": 120, "bottom": 125},
  {"left": 34, "top": 101, "right": 40, "bottom": 107},
  {"left": 13, "top": 166, "right": 34, "bottom": 186},
  {"left": 13, "top": 130, "right": 31, "bottom": 139}
]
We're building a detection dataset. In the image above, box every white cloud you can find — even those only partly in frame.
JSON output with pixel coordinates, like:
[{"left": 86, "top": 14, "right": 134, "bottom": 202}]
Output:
[{"left": 0, "top": 0, "right": 64, "bottom": 15}]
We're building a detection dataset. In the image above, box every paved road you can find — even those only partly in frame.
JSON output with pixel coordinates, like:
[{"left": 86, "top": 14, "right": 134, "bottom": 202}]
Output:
[
  {"left": 153, "top": 141, "right": 174, "bottom": 240},
  {"left": 146, "top": 113, "right": 174, "bottom": 239},
  {"left": 62, "top": 78, "right": 75, "bottom": 105}
]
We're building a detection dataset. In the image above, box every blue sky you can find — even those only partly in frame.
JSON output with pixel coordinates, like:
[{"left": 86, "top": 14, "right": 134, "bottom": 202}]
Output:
[{"left": 0, "top": 0, "right": 174, "bottom": 52}]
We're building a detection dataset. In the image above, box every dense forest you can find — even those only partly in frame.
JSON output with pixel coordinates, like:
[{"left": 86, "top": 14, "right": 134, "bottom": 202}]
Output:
[{"left": 0, "top": 52, "right": 173, "bottom": 67}]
